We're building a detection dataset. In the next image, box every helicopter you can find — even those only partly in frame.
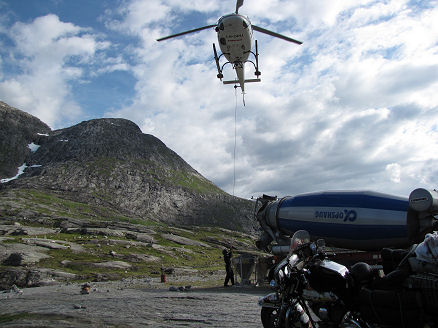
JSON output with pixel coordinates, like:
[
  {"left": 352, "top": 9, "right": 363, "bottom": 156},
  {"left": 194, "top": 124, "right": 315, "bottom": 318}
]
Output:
[{"left": 157, "top": 0, "right": 302, "bottom": 95}]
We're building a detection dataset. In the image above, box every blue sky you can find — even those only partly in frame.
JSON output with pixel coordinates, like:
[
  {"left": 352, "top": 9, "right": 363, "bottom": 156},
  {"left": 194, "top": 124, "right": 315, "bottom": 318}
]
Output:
[{"left": 1, "top": 0, "right": 438, "bottom": 199}]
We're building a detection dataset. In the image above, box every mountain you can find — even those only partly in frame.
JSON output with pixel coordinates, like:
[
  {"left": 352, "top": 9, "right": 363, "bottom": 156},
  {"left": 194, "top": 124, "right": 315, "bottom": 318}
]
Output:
[
  {"left": 0, "top": 101, "right": 51, "bottom": 178},
  {"left": 0, "top": 101, "right": 256, "bottom": 233},
  {"left": 0, "top": 102, "right": 264, "bottom": 291}
]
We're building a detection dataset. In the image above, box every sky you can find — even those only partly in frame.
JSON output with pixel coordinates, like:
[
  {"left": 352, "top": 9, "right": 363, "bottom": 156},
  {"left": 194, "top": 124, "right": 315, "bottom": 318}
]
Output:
[{"left": 1, "top": 0, "right": 438, "bottom": 199}]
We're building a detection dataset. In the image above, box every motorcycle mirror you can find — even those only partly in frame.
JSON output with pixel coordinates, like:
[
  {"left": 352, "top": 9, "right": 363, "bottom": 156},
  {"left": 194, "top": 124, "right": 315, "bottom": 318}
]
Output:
[{"left": 317, "top": 239, "right": 325, "bottom": 248}]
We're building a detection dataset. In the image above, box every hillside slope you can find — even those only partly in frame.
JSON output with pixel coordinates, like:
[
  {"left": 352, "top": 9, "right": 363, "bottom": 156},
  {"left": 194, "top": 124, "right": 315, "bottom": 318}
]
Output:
[
  {"left": 0, "top": 102, "right": 262, "bottom": 289},
  {"left": 0, "top": 102, "right": 255, "bottom": 232}
]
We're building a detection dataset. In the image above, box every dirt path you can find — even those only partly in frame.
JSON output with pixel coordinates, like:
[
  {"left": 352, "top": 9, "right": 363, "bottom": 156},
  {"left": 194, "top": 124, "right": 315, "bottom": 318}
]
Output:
[{"left": 1, "top": 280, "right": 269, "bottom": 327}]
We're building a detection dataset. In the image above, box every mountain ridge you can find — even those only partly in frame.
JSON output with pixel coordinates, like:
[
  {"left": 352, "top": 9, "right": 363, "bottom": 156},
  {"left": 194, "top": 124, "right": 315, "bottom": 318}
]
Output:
[{"left": 0, "top": 101, "right": 256, "bottom": 233}]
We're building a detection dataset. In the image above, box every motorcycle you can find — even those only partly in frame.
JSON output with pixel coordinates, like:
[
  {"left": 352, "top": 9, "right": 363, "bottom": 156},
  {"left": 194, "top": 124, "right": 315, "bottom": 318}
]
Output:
[
  {"left": 258, "top": 230, "right": 438, "bottom": 328},
  {"left": 258, "top": 230, "right": 361, "bottom": 327}
]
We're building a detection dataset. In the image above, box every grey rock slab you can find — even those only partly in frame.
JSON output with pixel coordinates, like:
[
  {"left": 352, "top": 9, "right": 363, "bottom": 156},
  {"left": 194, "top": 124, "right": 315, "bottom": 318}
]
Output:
[
  {"left": 92, "top": 261, "right": 132, "bottom": 269},
  {"left": 0, "top": 225, "right": 58, "bottom": 236},
  {"left": 161, "top": 234, "right": 211, "bottom": 248},
  {"left": 0, "top": 243, "right": 51, "bottom": 265},
  {"left": 82, "top": 227, "right": 126, "bottom": 238},
  {"left": 127, "top": 253, "right": 161, "bottom": 263},
  {"left": 87, "top": 238, "right": 152, "bottom": 249},
  {"left": 23, "top": 238, "right": 85, "bottom": 252},
  {"left": 24, "top": 238, "right": 69, "bottom": 250},
  {"left": 151, "top": 243, "right": 176, "bottom": 256},
  {"left": 125, "top": 232, "right": 155, "bottom": 243}
]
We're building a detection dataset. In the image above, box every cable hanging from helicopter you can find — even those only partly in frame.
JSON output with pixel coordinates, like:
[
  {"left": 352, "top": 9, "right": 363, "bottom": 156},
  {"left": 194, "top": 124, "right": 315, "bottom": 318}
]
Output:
[{"left": 157, "top": 0, "right": 302, "bottom": 104}]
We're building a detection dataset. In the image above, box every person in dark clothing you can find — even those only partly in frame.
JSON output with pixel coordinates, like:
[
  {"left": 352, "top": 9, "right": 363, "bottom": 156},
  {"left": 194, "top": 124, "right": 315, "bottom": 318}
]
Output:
[{"left": 223, "top": 246, "right": 234, "bottom": 287}]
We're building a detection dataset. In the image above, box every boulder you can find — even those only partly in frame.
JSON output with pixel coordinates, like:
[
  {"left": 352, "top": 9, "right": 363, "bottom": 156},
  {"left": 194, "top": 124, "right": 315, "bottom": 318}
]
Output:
[
  {"left": 0, "top": 267, "right": 27, "bottom": 290},
  {"left": 2, "top": 253, "right": 24, "bottom": 266},
  {"left": 0, "top": 243, "right": 50, "bottom": 265},
  {"left": 0, "top": 267, "right": 77, "bottom": 290}
]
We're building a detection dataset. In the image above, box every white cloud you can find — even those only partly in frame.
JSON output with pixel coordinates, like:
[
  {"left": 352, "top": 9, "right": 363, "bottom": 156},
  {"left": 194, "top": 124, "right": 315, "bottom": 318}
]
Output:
[
  {"left": 0, "top": 14, "right": 106, "bottom": 127},
  {"left": 386, "top": 163, "right": 401, "bottom": 183},
  {"left": 111, "top": 0, "right": 438, "bottom": 198},
  {"left": 104, "top": 0, "right": 171, "bottom": 34},
  {"left": 2, "top": 0, "right": 438, "bottom": 199}
]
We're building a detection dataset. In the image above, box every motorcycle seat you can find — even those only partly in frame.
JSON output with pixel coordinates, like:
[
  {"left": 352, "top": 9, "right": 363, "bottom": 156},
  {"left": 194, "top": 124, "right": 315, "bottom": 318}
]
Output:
[{"left": 350, "top": 262, "right": 373, "bottom": 286}]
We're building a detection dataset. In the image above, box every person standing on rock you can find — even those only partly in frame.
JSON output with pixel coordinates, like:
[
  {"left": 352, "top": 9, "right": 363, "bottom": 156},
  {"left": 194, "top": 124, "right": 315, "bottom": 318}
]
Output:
[{"left": 223, "top": 246, "right": 234, "bottom": 287}]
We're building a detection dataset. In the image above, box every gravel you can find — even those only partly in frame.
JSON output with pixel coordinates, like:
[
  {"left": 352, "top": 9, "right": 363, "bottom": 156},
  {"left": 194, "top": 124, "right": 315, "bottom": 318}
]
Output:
[{"left": 0, "top": 279, "right": 269, "bottom": 327}]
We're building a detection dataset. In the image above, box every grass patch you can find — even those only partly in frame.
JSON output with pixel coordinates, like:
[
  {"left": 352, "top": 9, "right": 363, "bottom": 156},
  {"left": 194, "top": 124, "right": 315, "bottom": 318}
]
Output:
[
  {"left": 169, "top": 170, "right": 224, "bottom": 194},
  {"left": 28, "top": 228, "right": 230, "bottom": 280},
  {"left": 0, "top": 188, "right": 159, "bottom": 227},
  {"left": 0, "top": 313, "right": 31, "bottom": 323},
  {"left": 86, "top": 158, "right": 115, "bottom": 177},
  {"left": 0, "top": 190, "right": 258, "bottom": 283}
]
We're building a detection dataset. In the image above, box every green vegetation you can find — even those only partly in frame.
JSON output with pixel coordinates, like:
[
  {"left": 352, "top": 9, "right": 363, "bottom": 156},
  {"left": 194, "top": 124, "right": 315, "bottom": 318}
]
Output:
[
  {"left": 2, "top": 225, "right": 257, "bottom": 284},
  {"left": 0, "top": 161, "right": 254, "bottom": 286},
  {"left": 132, "top": 157, "right": 225, "bottom": 194},
  {"left": 86, "top": 158, "right": 116, "bottom": 177},
  {"left": 170, "top": 170, "right": 224, "bottom": 194},
  {"left": 0, "top": 313, "right": 32, "bottom": 324},
  {"left": 0, "top": 188, "right": 160, "bottom": 226}
]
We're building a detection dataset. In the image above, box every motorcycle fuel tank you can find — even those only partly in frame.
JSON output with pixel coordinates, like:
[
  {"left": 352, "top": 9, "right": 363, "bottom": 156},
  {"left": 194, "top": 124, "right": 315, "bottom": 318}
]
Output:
[{"left": 308, "top": 259, "right": 351, "bottom": 295}]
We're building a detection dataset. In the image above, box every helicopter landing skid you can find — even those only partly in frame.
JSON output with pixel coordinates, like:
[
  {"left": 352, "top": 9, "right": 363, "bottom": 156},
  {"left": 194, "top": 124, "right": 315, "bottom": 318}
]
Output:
[{"left": 213, "top": 40, "right": 261, "bottom": 82}]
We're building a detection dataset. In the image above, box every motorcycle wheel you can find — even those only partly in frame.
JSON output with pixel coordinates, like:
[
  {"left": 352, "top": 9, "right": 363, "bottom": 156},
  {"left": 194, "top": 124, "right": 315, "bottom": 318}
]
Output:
[
  {"left": 339, "top": 312, "right": 367, "bottom": 328},
  {"left": 261, "top": 307, "right": 279, "bottom": 328}
]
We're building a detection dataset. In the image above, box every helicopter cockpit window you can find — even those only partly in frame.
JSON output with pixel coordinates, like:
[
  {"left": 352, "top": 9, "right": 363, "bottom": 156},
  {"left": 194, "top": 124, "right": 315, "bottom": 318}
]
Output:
[
  {"left": 242, "top": 20, "right": 248, "bottom": 29},
  {"left": 219, "top": 23, "right": 224, "bottom": 30}
]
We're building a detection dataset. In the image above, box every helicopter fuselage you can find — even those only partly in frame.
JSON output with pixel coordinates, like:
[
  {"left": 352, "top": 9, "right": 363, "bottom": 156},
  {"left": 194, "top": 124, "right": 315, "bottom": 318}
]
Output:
[
  {"left": 216, "top": 14, "right": 252, "bottom": 64},
  {"left": 215, "top": 14, "right": 255, "bottom": 93}
]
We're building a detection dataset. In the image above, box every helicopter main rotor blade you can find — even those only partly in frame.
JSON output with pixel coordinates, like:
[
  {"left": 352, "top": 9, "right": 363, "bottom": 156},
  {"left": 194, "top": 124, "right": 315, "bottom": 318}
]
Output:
[
  {"left": 252, "top": 25, "right": 302, "bottom": 45},
  {"left": 157, "top": 24, "right": 217, "bottom": 41}
]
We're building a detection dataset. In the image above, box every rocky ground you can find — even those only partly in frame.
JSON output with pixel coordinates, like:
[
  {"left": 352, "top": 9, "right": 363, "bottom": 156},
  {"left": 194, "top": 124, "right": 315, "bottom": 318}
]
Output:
[
  {"left": 0, "top": 278, "right": 269, "bottom": 327},
  {"left": 1, "top": 102, "right": 270, "bottom": 327},
  {"left": 0, "top": 216, "right": 265, "bottom": 287},
  {"left": 0, "top": 220, "right": 271, "bottom": 327}
]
